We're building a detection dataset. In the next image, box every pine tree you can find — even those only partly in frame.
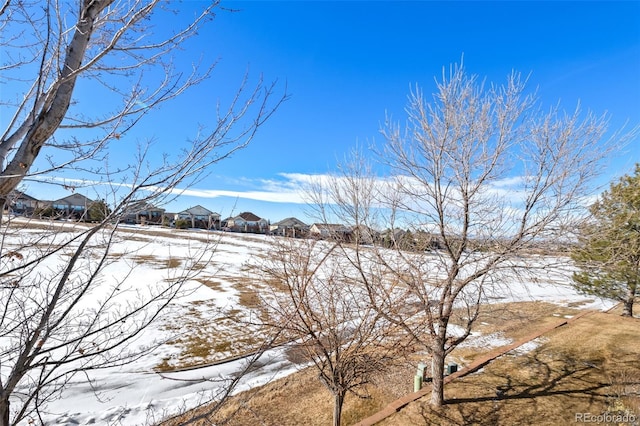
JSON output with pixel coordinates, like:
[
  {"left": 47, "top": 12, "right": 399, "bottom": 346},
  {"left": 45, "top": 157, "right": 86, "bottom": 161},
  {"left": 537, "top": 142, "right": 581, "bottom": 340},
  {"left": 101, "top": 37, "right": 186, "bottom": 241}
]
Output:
[
  {"left": 86, "top": 200, "right": 111, "bottom": 222},
  {"left": 572, "top": 164, "right": 640, "bottom": 316}
]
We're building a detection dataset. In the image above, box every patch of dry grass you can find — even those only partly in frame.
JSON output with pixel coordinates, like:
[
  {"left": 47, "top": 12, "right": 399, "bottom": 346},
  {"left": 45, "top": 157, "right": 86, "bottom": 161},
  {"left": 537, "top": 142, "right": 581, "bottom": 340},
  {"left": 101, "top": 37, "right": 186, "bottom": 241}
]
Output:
[
  {"left": 164, "top": 257, "right": 181, "bottom": 269},
  {"left": 193, "top": 277, "right": 223, "bottom": 291},
  {"left": 131, "top": 254, "right": 157, "bottom": 265},
  {"left": 108, "top": 252, "right": 126, "bottom": 261},
  {"left": 189, "top": 261, "right": 209, "bottom": 271},
  {"left": 154, "top": 273, "right": 279, "bottom": 373},
  {"left": 155, "top": 333, "right": 260, "bottom": 372},
  {"left": 224, "top": 275, "right": 272, "bottom": 320},
  {"left": 381, "top": 312, "right": 640, "bottom": 426},
  {"left": 154, "top": 300, "right": 266, "bottom": 372},
  {"left": 163, "top": 367, "right": 392, "bottom": 426},
  {"left": 129, "top": 254, "right": 182, "bottom": 269},
  {"left": 3, "top": 219, "right": 90, "bottom": 233},
  {"left": 450, "top": 301, "right": 582, "bottom": 364},
  {"left": 238, "top": 288, "right": 261, "bottom": 308}
]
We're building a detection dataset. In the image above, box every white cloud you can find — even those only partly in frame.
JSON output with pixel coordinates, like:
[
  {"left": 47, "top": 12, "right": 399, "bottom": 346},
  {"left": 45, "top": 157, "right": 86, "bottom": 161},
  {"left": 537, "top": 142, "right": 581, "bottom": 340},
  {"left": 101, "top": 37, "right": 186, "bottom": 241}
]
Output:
[
  {"left": 39, "top": 174, "right": 312, "bottom": 204},
  {"left": 176, "top": 187, "right": 306, "bottom": 204},
  {"left": 35, "top": 171, "right": 600, "bottom": 213}
]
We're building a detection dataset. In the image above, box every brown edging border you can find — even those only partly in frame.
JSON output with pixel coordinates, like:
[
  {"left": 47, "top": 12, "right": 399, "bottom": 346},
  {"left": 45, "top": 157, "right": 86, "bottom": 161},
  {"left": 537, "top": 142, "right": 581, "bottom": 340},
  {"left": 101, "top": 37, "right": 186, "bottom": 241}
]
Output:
[{"left": 352, "top": 309, "right": 599, "bottom": 426}]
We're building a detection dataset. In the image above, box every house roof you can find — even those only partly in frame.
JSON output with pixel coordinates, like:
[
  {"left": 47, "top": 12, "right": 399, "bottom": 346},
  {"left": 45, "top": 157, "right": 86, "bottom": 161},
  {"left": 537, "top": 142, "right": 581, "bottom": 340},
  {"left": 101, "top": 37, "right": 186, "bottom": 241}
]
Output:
[
  {"left": 178, "top": 205, "right": 217, "bottom": 216},
  {"left": 236, "top": 212, "right": 263, "bottom": 221},
  {"left": 53, "top": 193, "right": 94, "bottom": 206},
  {"left": 9, "top": 191, "right": 38, "bottom": 201},
  {"left": 310, "top": 223, "right": 351, "bottom": 232},
  {"left": 272, "top": 217, "right": 308, "bottom": 227},
  {"left": 352, "top": 224, "right": 379, "bottom": 233}
]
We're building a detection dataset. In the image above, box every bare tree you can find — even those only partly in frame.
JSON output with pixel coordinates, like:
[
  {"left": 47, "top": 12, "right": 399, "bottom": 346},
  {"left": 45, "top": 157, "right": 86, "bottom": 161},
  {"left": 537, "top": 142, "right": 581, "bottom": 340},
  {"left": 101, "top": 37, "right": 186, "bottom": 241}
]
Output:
[
  {"left": 0, "top": 1, "right": 285, "bottom": 424},
  {"left": 0, "top": 0, "right": 283, "bottom": 207},
  {"left": 310, "top": 62, "right": 635, "bottom": 407},
  {"left": 257, "top": 238, "right": 403, "bottom": 426}
]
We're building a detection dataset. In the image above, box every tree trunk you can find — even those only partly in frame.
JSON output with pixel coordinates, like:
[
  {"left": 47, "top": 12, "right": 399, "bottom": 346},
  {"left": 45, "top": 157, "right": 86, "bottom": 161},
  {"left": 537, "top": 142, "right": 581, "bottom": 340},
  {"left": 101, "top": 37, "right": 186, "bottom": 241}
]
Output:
[
  {"left": 622, "top": 296, "right": 634, "bottom": 317},
  {"left": 333, "top": 392, "right": 345, "bottom": 426},
  {"left": 430, "top": 346, "right": 446, "bottom": 407},
  {"left": 0, "top": 396, "right": 9, "bottom": 426},
  {"left": 0, "top": 196, "right": 6, "bottom": 223}
]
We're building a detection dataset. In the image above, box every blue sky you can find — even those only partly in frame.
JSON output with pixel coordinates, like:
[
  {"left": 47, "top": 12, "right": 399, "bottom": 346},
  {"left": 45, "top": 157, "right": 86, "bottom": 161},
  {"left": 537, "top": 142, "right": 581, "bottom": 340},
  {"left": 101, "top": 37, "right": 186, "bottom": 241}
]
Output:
[{"left": 16, "top": 1, "right": 640, "bottom": 223}]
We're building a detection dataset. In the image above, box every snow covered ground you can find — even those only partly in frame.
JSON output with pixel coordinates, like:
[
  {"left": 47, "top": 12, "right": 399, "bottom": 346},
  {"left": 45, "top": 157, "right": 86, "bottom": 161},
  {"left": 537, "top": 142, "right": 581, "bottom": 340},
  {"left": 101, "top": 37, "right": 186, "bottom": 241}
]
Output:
[
  {"left": 1, "top": 220, "right": 616, "bottom": 425},
  {"left": 43, "top": 345, "right": 299, "bottom": 425}
]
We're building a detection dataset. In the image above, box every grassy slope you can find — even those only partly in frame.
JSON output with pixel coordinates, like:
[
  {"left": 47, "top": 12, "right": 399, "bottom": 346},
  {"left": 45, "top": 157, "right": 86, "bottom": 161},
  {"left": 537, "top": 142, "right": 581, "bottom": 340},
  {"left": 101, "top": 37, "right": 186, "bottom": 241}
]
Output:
[
  {"left": 163, "top": 301, "right": 640, "bottom": 425},
  {"left": 384, "top": 311, "right": 640, "bottom": 426}
]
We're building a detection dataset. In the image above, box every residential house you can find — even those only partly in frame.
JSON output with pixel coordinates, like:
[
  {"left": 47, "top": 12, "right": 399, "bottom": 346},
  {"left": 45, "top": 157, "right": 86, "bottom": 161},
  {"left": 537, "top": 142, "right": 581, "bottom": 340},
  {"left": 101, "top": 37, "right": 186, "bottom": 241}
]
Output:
[
  {"left": 5, "top": 191, "right": 42, "bottom": 216},
  {"left": 269, "top": 217, "right": 309, "bottom": 237},
  {"left": 176, "top": 205, "right": 220, "bottom": 229},
  {"left": 223, "top": 212, "right": 269, "bottom": 234},
  {"left": 308, "top": 223, "right": 352, "bottom": 241},
  {"left": 121, "top": 202, "right": 166, "bottom": 225},
  {"left": 350, "top": 224, "right": 380, "bottom": 245},
  {"left": 52, "top": 194, "right": 94, "bottom": 219}
]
